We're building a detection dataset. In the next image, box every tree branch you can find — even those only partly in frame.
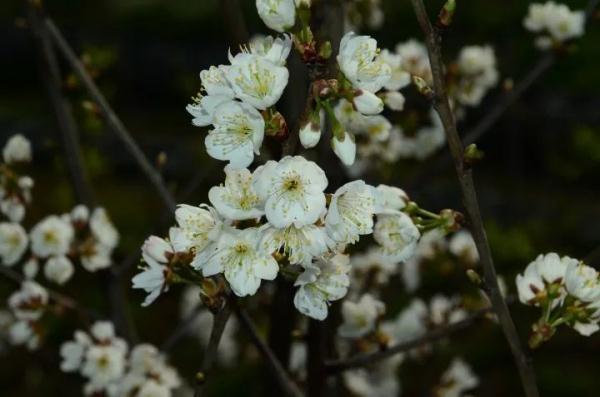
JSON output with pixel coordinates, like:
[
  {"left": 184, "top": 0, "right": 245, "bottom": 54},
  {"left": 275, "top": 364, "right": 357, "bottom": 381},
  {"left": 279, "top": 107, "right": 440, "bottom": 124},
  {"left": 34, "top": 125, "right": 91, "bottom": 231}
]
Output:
[
  {"left": 325, "top": 306, "right": 491, "bottom": 373},
  {"left": 408, "top": 0, "right": 600, "bottom": 190},
  {"left": 409, "top": 1, "right": 540, "bottom": 397},
  {"left": 193, "top": 302, "right": 232, "bottom": 397},
  {"left": 0, "top": 266, "right": 100, "bottom": 322},
  {"left": 25, "top": 1, "right": 95, "bottom": 207},
  {"left": 43, "top": 18, "right": 177, "bottom": 213},
  {"left": 161, "top": 306, "right": 203, "bottom": 353},
  {"left": 235, "top": 305, "right": 304, "bottom": 397}
]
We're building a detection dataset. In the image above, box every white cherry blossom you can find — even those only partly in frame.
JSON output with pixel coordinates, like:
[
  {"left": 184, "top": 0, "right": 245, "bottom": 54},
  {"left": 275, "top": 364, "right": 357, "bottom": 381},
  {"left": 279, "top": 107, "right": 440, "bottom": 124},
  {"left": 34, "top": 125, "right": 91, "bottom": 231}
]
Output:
[
  {"left": 261, "top": 223, "right": 331, "bottom": 266},
  {"left": 205, "top": 100, "right": 265, "bottom": 168},
  {"left": 194, "top": 227, "right": 278, "bottom": 297},
  {"left": 208, "top": 166, "right": 263, "bottom": 221},
  {"left": 293, "top": 253, "right": 351, "bottom": 320},
  {"left": 249, "top": 34, "right": 292, "bottom": 66},
  {"left": 256, "top": 0, "right": 296, "bottom": 32},
  {"left": 226, "top": 53, "right": 289, "bottom": 109},
  {"left": 175, "top": 204, "right": 222, "bottom": 253},
  {"left": 565, "top": 261, "right": 600, "bottom": 302},
  {"left": 253, "top": 156, "right": 327, "bottom": 228},
  {"left": 437, "top": 358, "right": 479, "bottom": 397},
  {"left": 325, "top": 180, "right": 380, "bottom": 244},
  {"left": 337, "top": 32, "right": 391, "bottom": 93}
]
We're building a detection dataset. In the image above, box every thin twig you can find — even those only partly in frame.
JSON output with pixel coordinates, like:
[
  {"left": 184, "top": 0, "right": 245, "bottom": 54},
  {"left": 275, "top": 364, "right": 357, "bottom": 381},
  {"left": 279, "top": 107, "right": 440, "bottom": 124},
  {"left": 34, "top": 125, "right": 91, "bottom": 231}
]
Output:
[
  {"left": 235, "top": 306, "right": 304, "bottom": 397},
  {"left": 408, "top": 0, "right": 600, "bottom": 190},
  {"left": 325, "top": 306, "right": 491, "bottom": 373},
  {"left": 25, "top": 1, "right": 95, "bottom": 207},
  {"left": 161, "top": 306, "right": 203, "bottom": 353},
  {"left": 194, "top": 302, "right": 232, "bottom": 397},
  {"left": 0, "top": 266, "right": 100, "bottom": 321},
  {"left": 43, "top": 18, "right": 177, "bottom": 212},
  {"left": 409, "top": 1, "right": 540, "bottom": 396}
]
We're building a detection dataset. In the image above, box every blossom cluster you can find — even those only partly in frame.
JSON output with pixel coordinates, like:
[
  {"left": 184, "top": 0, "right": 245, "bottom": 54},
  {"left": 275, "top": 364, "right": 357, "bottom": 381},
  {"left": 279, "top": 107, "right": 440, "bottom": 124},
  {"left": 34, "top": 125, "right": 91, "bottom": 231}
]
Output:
[
  {"left": 133, "top": 154, "right": 433, "bottom": 320},
  {"left": 60, "top": 321, "right": 180, "bottom": 396},
  {"left": 524, "top": 1, "right": 585, "bottom": 50},
  {"left": 0, "top": 134, "right": 33, "bottom": 222},
  {"left": 516, "top": 253, "right": 600, "bottom": 346}
]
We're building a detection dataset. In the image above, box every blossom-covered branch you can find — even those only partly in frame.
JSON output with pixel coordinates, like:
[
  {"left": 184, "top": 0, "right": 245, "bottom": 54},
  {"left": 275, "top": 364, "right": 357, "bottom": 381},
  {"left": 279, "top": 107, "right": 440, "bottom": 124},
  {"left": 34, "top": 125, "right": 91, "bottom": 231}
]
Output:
[{"left": 409, "top": 1, "right": 540, "bottom": 396}]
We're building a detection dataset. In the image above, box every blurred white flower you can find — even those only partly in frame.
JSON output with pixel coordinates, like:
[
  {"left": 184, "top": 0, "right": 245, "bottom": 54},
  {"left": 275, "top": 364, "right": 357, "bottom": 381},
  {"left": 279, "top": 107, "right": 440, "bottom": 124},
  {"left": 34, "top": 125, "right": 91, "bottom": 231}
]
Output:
[
  {"left": 437, "top": 358, "right": 479, "bottom": 397},
  {"left": 44, "top": 255, "right": 74, "bottom": 285},
  {"left": 293, "top": 253, "right": 351, "bottom": 320},
  {"left": 338, "top": 293, "right": 385, "bottom": 338},
  {"left": 374, "top": 212, "right": 420, "bottom": 263},
  {"left": 448, "top": 230, "right": 479, "bottom": 263},
  {"left": 30, "top": 215, "right": 74, "bottom": 258},
  {"left": 3, "top": 134, "right": 32, "bottom": 164},
  {"left": 0, "top": 222, "right": 28, "bottom": 266},
  {"left": 8, "top": 281, "right": 48, "bottom": 321}
]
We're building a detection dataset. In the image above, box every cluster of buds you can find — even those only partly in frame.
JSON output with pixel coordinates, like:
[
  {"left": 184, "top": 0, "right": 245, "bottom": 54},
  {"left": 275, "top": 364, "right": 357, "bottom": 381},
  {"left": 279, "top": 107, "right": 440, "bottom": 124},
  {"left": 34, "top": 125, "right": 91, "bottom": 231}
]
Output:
[{"left": 516, "top": 253, "right": 600, "bottom": 347}]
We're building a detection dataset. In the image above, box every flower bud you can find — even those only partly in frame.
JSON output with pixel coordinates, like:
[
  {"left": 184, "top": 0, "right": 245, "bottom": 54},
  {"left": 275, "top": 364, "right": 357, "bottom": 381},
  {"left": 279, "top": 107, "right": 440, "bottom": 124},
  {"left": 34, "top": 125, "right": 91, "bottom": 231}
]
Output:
[
  {"left": 299, "top": 111, "right": 322, "bottom": 148},
  {"left": 331, "top": 133, "right": 356, "bottom": 166},
  {"left": 383, "top": 91, "right": 406, "bottom": 111},
  {"left": 437, "top": 0, "right": 456, "bottom": 28},
  {"left": 352, "top": 90, "right": 384, "bottom": 115},
  {"left": 412, "top": 75, "right": 434, "bottom": 99}
]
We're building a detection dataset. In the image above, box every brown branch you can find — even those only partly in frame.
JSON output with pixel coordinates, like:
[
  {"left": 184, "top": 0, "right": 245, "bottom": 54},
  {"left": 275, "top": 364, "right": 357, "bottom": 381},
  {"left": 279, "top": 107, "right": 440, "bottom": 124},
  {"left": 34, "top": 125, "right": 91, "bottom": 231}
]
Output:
[
  {"left": 161, "top": 306, "right": 203, "bottom": 353},
  {"left": 0, "top": 266, "right": 100, "bottom": 321},
  {"left": 409, "top": 1, "right": 539, "bottom": 397},
  {"left": 25, "top": 1, "right": 95, "bottom": 207},
  {"left": 193, "top": 302, "right": 232, "bottom": 397},
  {"left": 408, "top": 0, "right": 600, "bottom": 190},
  {"left": 43, "top": 18, "right": 177, "bottom": 213},
  {"left": 235, "top": 305, "right": 305, "bottom": 397},
  {"left": 325, "top": 306, "right": 491, "bottom": 373}
]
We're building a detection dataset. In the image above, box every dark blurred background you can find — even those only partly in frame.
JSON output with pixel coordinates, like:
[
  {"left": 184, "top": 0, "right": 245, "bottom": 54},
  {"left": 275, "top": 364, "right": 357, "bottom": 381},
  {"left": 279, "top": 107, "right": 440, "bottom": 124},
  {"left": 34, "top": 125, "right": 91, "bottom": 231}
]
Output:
[{"left": 1, "top": 0, "right": 599, "bottom": 395}]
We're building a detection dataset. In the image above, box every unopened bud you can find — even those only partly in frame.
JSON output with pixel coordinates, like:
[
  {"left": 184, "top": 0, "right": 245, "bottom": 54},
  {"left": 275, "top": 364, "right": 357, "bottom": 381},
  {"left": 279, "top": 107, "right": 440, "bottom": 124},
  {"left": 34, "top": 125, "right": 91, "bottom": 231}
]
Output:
[
  {"left": 466, "top": 269, "right": 482, "bottom": 286},
  {"left": 437, "top": 0, "right": 456, "bottom": 28},
  {"left": 156, "top": 151, "right": 167, "bottom": 169},
  {"left": 299, "top": 111, "right": 322, "bottom": 149},
  {"left": 195, "top": 371, "right": 206, "bottom": 384},
  {"left": 440, "top": 209, "right": 463, "bottom": 232},
  {"left": 412, "top": 75, "right": 434, "bottom": 99},
  {"left": 353, "top": 90, "right": 384, "bottom": 115},
  {"left": 264, "top": 110, "right": 289, "bottom": 141},
  {"left": 318, "top": 41, "right": 332, "bottom": 59},
  {"left": 312, "top": 79, "right": 338, "bottom": 98},
  {"left": 331, "top": 133, "right": 356, "bottom": 166},
  {"left": 463, "top": 143, "right": 484, "bottom": 167}
]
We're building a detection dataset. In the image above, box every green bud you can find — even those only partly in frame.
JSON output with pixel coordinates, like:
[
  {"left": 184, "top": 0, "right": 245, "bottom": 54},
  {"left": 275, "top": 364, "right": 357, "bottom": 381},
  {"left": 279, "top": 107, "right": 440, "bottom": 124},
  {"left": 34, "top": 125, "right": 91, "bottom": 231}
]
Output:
[
  {"left": 412, "top": 75, "right": 434, "bottom": 99},
  {"left": 318, "top": 41, "right": 332, "bottom": 59},
  {"left": 463, "top": 143, "right": 484, "bottom": 167},
  {"left": 466, "top": 269, "right": 482, "bottom": 286},
  {"left": 438, "top": 0, "right": 457, "bottom": 28}
]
